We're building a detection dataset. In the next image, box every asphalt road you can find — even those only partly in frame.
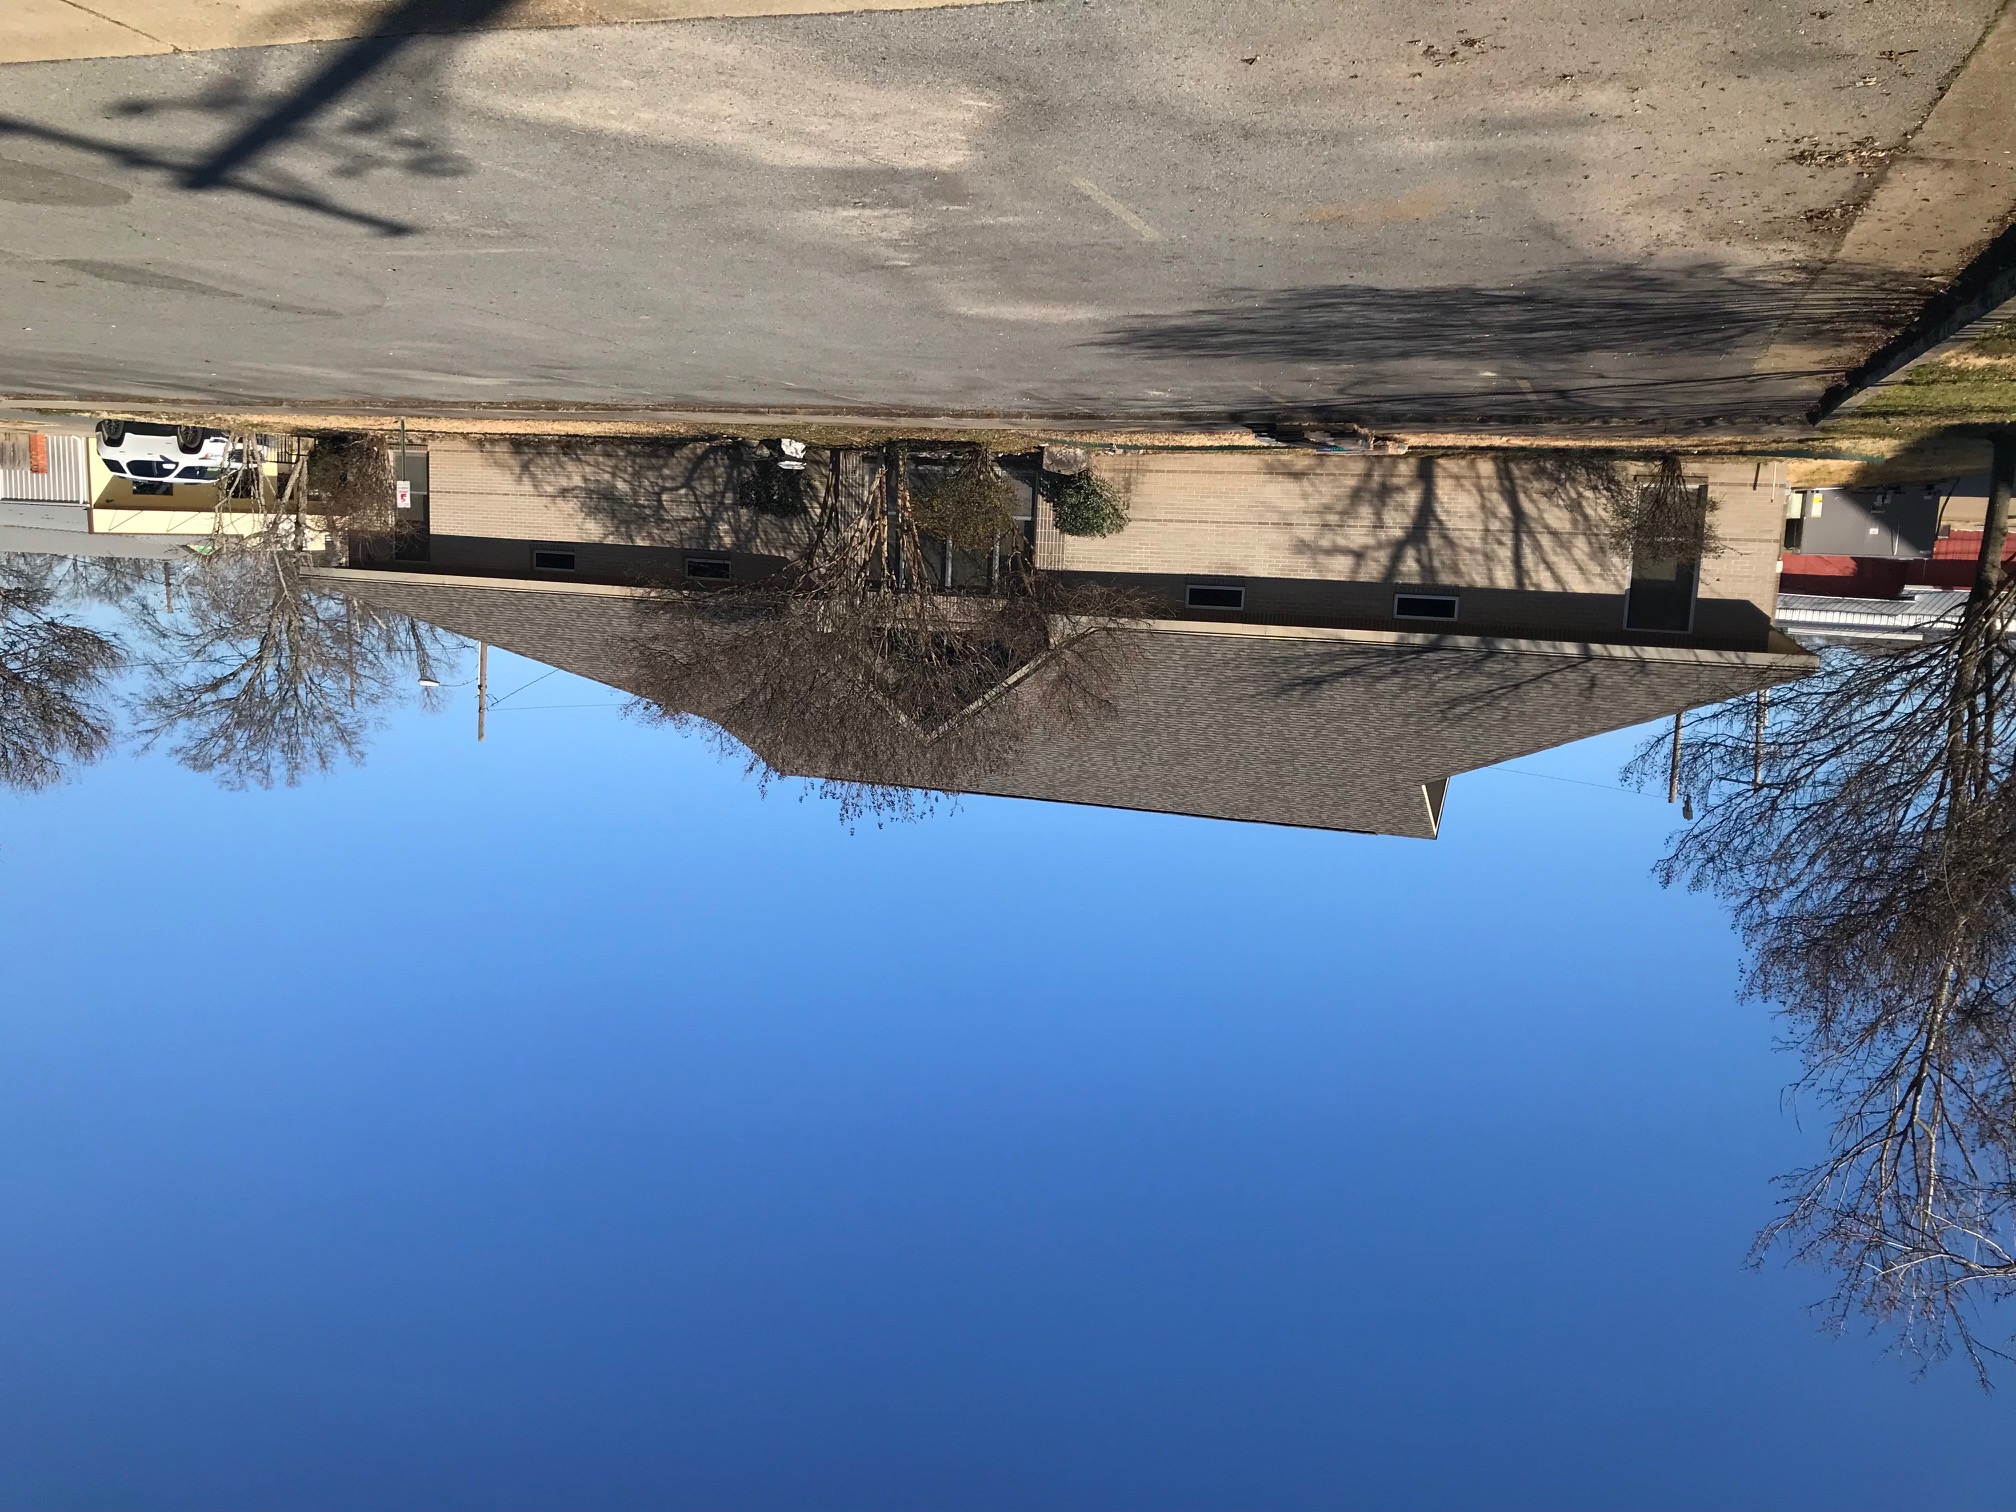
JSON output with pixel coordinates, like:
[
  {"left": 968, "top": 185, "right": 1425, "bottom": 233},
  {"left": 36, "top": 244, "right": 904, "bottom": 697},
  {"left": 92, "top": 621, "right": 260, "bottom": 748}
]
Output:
[{"left": 0, "top": 0, "right": 1999, "bottom": 423}]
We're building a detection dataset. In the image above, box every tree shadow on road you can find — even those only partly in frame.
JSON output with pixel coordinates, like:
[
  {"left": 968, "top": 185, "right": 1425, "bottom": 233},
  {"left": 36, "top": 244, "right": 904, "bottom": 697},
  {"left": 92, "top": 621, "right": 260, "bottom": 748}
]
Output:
[{"left": 1092, "top": 263, "right": 1929, "bottom": 425}]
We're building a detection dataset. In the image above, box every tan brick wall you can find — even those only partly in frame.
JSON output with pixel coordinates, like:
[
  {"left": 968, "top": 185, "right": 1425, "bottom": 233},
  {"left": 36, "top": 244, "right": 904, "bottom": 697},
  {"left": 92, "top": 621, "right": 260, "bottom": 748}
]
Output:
[
  {"left": 1045, "top": 451, "right": 1781, "bottom": 618},
  {"left": 430, "top": 437, "right": 824, "bottom": 556},
  {"left": 1696, "top": 457, "right": 1786, "bottom": 618},
  {"left": 429, "top": 439, "right": 1783, "bottom": 628},
  {"left": 432, "top": 438, "right": 596, "bottom": 540},
  {"left": 1049, "top": 453, "right": 1627, "bottom": 594}
]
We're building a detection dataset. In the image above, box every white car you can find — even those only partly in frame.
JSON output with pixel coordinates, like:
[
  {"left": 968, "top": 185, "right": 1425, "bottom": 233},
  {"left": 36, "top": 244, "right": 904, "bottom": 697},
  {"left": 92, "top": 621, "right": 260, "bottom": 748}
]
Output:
[{"left": 94, "top": 421, "right": 254, "bottom": 486}]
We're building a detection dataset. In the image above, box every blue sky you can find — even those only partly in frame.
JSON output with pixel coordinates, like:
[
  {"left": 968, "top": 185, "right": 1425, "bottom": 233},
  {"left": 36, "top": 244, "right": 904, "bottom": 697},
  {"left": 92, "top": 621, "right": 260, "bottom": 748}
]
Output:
[{"left": 0, "top": 649, "right": 2006, "bottom": 1511}]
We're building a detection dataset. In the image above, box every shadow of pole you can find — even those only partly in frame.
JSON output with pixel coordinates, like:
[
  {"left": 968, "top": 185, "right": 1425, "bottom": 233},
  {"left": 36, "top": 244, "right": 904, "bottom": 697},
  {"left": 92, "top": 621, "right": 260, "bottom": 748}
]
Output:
[
  {"left": 0, "top": 112, "right": 418, "bottom": 234},
  {"left": 182, "top": 0, "right": 522, "bottom": 190}
]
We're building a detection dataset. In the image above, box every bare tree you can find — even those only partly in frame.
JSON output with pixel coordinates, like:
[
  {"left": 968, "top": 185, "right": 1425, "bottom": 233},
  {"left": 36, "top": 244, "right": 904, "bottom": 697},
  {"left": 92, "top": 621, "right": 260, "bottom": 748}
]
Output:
[
  {"left": 0, "top": 431, "right": 448, "bottom": 796},
  {"left": 0, "top": 554, "right": 126, "bottom": 791},
  {"left": 296, "top": 431, "right": 397, "bottom": 537},
  {"left": 133, "top": 435, "right": 457, "bottom": 788},
  {"left": 1636, "top": 433, "right": 2016, "bottom": 1384},
  {"left": 37, "top": 553, "right": 166, "bottom": 615},
  {"left": 626, "top": 443, "right": 1141, "bottom": 822}
]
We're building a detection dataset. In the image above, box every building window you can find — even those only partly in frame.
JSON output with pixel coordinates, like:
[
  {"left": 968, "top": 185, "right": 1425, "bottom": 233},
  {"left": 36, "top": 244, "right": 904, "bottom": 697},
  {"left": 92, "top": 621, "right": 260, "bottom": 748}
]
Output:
[
  {"left": 685, "top": 556, "right": 732, "bottom": 580},
  {"left": 1624, "top": 474, "right": 1707, "bottom": 634},
  {"left": 532, "top": 549, "right": 576, "bottom": 571},
  {"left": 1186, "top": 584, "right": 1245, "bottom": 610},
  {"left": 1394, "top": 593, "right": 1458, "bottom": 620}
]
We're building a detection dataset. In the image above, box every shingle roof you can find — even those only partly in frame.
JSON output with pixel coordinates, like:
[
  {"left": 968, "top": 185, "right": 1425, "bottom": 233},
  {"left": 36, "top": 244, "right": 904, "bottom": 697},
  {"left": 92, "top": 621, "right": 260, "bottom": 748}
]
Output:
[{"left": 324, "top": 572, "right": 1813, "bottom": 837}]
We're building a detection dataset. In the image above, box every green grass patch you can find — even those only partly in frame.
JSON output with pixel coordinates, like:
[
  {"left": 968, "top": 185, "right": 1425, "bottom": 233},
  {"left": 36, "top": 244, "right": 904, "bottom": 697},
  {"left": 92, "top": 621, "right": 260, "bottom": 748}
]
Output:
[{"left": 1851, "top": 361, "right": 2016, "bottom": 422}]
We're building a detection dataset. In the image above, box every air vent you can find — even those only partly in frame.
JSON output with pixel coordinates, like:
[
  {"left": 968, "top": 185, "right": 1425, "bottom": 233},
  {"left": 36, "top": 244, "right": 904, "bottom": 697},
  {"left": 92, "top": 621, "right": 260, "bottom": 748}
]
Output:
[
  {"left": 1186, "top": 584, "right": 1245, "bottom": 611},
  {"left": 1394, "top": 593, "right": 1458, "bottom": 620}
]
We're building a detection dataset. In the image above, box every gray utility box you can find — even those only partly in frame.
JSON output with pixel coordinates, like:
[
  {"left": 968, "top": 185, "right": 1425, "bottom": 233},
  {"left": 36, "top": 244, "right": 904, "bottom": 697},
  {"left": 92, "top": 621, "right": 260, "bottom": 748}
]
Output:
[{"left": 1789, "top": 484, "right": 1940, "bottom": 558}]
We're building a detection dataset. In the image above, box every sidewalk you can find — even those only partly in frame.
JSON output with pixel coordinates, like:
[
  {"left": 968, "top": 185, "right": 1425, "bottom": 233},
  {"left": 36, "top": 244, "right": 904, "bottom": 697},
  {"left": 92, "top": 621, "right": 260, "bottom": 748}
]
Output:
[
  {"left": 2, "top": 0, "right": 1016, "bottom": 66},
  {"left": 0, "top": 398, "right": 1828, "bottom": 456},
  {"left": 1756, "top": 2, "right": 2016, "bottom": 404}
]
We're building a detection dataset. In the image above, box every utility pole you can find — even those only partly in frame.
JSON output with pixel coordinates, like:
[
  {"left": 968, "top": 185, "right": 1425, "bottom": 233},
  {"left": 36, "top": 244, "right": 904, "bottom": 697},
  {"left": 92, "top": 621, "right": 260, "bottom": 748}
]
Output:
[
  {"left": 1977, "top": 430, "right": 2015, "bottom": 604},
  {"left": 477, "top": 641, "right": 488, "bottom": 742},
  {"left": 1667, "top": 709, "right": 1684, "bottom": 804},
  {"left": 1753, "top": 687, "right": 1767, "bottom": 790},
  {"left": 162, "top": 562, "right": 173, "bottom": 614},
  {"left": 884, "top": 440, "right": 906, "bottom": 587}
]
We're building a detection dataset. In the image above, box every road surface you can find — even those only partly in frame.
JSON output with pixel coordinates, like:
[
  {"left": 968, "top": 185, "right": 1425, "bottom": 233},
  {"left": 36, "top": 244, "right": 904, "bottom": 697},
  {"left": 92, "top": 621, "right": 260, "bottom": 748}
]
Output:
[{"left": 0, "top": 0, "right": 2002, "bottom": 423}]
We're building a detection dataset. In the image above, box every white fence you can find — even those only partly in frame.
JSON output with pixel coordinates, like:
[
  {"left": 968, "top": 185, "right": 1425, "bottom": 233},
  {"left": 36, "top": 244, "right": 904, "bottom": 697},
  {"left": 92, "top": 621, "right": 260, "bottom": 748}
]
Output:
[{"left": 0, "top": 432, "right": 92, "bottom": 507}]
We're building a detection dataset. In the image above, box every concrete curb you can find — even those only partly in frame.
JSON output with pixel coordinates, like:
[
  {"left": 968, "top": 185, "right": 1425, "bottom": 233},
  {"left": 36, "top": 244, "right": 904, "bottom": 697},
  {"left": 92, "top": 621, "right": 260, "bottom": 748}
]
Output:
[
  {"left": 0, "top": 398, "right": 1827, "bottom": 455},
  {"left": 1759, "top": 0, "right": 2016, "bottom": 406},
  {"left": 1816, "top": 219, "right": 2016, "bottom": 420}
]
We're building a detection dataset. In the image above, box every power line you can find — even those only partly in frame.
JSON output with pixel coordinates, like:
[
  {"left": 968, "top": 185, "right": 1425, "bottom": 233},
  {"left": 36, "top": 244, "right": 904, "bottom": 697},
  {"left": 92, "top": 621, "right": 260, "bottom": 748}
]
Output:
[
  {"left": 1495, "top": 765, "right": 1655, "bottom": 798},
  {"left": 490, "top": 701, "right": 626, "bottom": 713},
  {"left": 483, "top": 666, "right": 559, "bottom": 710}
]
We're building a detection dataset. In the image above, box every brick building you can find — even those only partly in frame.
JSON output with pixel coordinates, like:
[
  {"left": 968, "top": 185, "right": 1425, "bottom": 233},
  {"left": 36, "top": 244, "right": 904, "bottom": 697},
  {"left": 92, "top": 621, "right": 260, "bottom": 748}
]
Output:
[{"left": 322, "top": 439, "right": 1811, "bottom": 837}]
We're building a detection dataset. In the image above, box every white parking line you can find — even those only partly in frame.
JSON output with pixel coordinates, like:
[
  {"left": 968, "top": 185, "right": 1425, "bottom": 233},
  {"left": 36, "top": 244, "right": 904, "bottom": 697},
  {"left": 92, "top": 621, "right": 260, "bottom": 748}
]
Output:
[{"left": 1067, "top": 176, "right": 1162, "bottom": 242}]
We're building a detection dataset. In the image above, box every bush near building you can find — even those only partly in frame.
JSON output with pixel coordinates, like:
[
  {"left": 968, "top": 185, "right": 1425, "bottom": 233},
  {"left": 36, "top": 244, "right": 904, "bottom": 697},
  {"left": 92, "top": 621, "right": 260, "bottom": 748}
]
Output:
[{"left": 1050, "top": 472, "right": 1128, "bottom": 537}]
